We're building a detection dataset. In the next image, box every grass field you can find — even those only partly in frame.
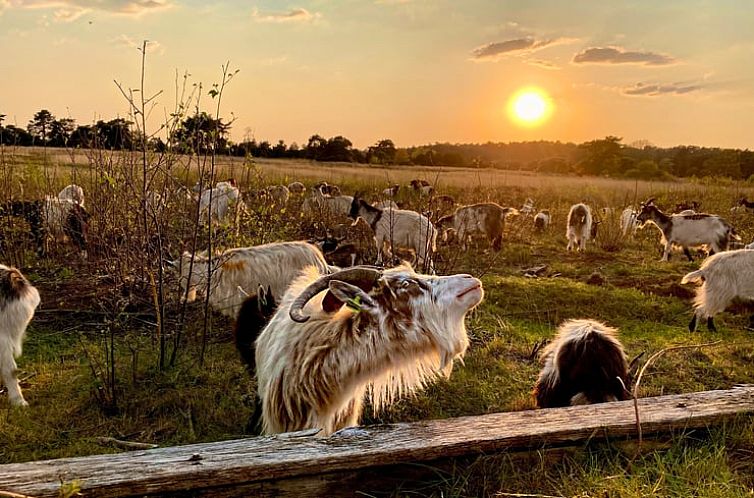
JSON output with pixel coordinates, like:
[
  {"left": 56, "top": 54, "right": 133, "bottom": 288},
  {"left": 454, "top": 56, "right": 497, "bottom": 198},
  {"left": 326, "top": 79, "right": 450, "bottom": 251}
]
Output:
[{"left": 1, "top": 147, "right": 754, "bottom": 497}]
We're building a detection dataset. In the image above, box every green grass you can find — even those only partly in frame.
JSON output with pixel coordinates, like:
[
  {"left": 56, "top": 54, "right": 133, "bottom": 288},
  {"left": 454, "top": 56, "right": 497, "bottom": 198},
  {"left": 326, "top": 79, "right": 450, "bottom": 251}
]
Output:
[{"left": 2, "top": 151, "right": 754, "bottom": 496}]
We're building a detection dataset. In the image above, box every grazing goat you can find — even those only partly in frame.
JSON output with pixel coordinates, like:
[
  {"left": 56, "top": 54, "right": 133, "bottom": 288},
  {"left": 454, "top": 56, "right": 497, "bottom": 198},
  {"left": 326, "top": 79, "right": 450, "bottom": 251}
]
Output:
[
  {"left": 620, "top": 207, "right": 639, "bottom": 236},
  {"left": 436, "top": 203, "right": 518, "bottom": 251},
  {"left": 382, "top": 184, "right": 400, "bottom": 197},
  {"left": 374, "top": 199, "right": 399, "bottom": 210},
  {"left": 0, "top": 199, "right": 90, "bottom": 255},
  {"left": 287, "top": 182, "right": 306, "bottom": 195},
  {"left": 314, "top": 218, "right": 376, "bottom": 268},
  {"left": 409, "top": 179, "right": 433, "bottom": 196},
  {"left": 0, "top": 265, "right": 41, "bottom": 406},
  {"left": 198, "top": 182, "right": 244, "bottom": 224},
  {"left": 735, "top": 197, "right": 754, "bottom": 214},
  {"left": 533, "top": 319, "right": 630, "bottom": 408},
  {"left": 636, "top": 200, "right": 737, "bottom": 262},
  {"left": 174, "top": 241, "right": 330, "bottom": 318},
  {"left": 253, "top": 264, "right": 484, "bottom": 435},
  {"left": 566, "top": 203, "right": 593, "bottom": 252},
  {"left": 676, "top": 200, "right": 700, "bottom": 213},
  {"left": 520, "top": 198, "right": 536, "bottom": 216},
  {"left": 349, "top": 196, "right": 437, "bottom": 272},
  {"left": 302, "top": 186, "right": 353, "bottom": 220},
  {"left": 534, "top": 210, "right": 551, "bottom": 231},
  {"left": 57, "top": 184, "right": 85, "bottom": 207},
  {"left": 681, "top": 249, "right": 754, "bottom": 332}
]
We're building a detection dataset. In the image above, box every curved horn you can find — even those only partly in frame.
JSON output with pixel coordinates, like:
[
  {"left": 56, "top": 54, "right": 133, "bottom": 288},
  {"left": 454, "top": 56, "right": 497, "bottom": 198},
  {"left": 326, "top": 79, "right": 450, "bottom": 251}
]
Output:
[{"left": 289, "top": 266, "right": 382, "bottom": 323}]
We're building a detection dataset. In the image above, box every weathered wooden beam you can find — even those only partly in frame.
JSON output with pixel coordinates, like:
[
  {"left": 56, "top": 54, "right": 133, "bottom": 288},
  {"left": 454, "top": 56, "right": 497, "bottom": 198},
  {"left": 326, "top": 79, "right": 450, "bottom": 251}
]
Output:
[{"left": 1, "top": 387, "right": 753, "bottom": 498}]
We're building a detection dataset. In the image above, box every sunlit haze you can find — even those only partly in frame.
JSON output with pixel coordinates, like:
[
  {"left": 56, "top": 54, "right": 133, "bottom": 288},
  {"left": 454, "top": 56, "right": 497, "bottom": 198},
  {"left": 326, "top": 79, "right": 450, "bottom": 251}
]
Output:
[{"left": 1, "top": 1, "right": 754, "bottom": 148}]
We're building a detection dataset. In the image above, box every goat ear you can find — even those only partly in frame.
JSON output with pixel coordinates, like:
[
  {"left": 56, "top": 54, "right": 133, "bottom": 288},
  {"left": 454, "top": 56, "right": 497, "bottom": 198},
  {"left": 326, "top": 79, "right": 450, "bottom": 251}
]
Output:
[
  {"left": 165, "top": 259, "right": 179, "bottom": 269},
  {"left": 322, "top": 280, "right": 377, "bottom": 314}
]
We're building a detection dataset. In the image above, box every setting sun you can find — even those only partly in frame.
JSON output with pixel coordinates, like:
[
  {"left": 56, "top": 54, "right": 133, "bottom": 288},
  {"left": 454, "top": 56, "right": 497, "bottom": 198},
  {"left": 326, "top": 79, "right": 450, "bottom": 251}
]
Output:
[{"left": 509, "top": 88, "right": 552, "bottom": 126}]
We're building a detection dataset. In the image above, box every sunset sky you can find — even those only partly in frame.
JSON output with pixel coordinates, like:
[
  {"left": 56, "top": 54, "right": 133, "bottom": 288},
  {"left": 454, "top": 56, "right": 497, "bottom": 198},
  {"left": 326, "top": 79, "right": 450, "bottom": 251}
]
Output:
[{"left": 1, "top": 0, "right": 753, "bottom": 149}]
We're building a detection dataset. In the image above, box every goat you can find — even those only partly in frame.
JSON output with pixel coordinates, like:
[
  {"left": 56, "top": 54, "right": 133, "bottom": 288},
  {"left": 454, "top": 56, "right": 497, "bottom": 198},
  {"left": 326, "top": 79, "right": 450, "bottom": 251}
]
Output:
[
  {"left": 435, "top": 203, "right": 518, "bottom": 251},
  {"left": 520, "top": 198, "right": 536, "bottom": 216},
  {"left": 0, "top": 265, "right": 41, "bottom": 406},
  {"left": 735, "top": 197, "right": 754, "bottom": 214},
  {"left": 382, "top": 184, "right": 400, "bottom": 197},
  {"left": 252, "top": 264, "right": 484, "bottom": 435},
  {"left": 58, "top": 184, "right": 85, "bottom": 207},
  {"left": 313, "top": 218, "right": 376, "bottom": 268},
  {"left": 302, "top": 186, "right": 353, "bottom": 220},
  {"left": 349, "top": 196, "right": 437, "bottom": 272},
  {"left": 534, "top": 210, "right": 551, "bottom": 231},
  {"left": 676, "top": 200, "right": 700, "bottom": 212},
  {"left": 620, "top": 208, "right": 639, "bottom": 236},
  {"left": 409, "top": 179, "right": 433, "bottom": 196},
  {"left": 566, "top": 203, "right": 592, "bottom": 252},
  {"left": 198, "top": 183, "right": 244, "bottom": 224},
  {"left": 533, "top": 319, "right": 632, "bottom": 408},
  {"left": 374, "top": 199, "right": 399, "bottom": 210},
  {"left": 287, "top": 181, "right": 306, "bottom": 195},
  {"left": 681, "top": 249, "right": 754, "bottom": 332},
  {"left": 174, "top": 241, "right": 330, "bottom": 318},
  {"left": 0, "top": 199, "right": 90, "bottom": 256},
  {"left": 636, "top": 200, "right": 738, "bottom": 262}
]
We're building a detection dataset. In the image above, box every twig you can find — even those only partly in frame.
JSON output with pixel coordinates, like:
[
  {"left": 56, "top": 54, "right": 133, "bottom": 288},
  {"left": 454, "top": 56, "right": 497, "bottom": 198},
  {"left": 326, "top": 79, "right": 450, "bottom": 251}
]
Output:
[
  {"left": 495, "top": 493, "right": 564, "bottom": 498},
  {"left": 631, "top": 340, "right": 722, "bottom": 450},
  {"left": 0, "top": 491, "right": 36, "bottom": 498},
  {"left": 95, "top": 437, "right": 158, "bottom": 450}
]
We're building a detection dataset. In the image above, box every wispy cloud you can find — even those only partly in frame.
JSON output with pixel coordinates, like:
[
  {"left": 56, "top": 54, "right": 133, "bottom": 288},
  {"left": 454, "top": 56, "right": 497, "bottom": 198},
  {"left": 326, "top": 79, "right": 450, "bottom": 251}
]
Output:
[
  {"left": 526, "top": 58, "right": 560, "bottom": 70},
  {"left": 251, "top": 7, "right": 320, "bottom": 23},
  {"left": 573, "top": 46, "right": 675, "bottom": 66},
  {"left": 470, "top": 37, "right": 576, "bottom": 61},
  {"left": 622, "top": 81, "right": 702, "bottom": 96},
  {"left": 8, "top": 0, "right": 171, "bottom": 22},
  {"left": 110, "top": 34, "right": 164, "bottom": 54}
]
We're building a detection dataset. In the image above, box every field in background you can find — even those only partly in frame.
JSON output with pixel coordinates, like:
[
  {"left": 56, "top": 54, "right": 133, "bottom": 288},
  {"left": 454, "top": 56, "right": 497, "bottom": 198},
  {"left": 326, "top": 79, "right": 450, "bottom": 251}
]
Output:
[{"left": 1, "top": 147, "right": 754, "bottom": 497}]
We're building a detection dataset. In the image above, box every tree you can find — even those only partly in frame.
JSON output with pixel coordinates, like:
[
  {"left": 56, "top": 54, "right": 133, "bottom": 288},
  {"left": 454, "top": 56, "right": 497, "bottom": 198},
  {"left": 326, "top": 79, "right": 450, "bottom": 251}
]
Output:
[
  {"left": 305, "top": 134, "right": 327, "bottom": 160},
  {"left": 367, "top": 139, "right": 397, "bottom": 164},
  {"left": 577, "top": 136, "right": 623, "bottom": 176},
  {"left": 171, "top": 112, "right": 231, "bottom": 153},
  {"left": 48, "top": 118, "right": 76, "bottom": 147},
  {"left": 95, "top": 119, "right": 134, "bottom": 150},
  {"left": 321, "top": 136, "right": 353, "bottom": 162},
  {"left": 27, "top": 109, "right": 55, "bottom": 145}
]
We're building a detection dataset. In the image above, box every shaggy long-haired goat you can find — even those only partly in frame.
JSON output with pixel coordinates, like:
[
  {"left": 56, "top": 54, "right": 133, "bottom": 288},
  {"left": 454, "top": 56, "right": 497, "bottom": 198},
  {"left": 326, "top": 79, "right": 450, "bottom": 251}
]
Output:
[
  {"left": 0, "top": 265, "right": 41, "bottom": 406},
  {"left": 174, "top": 241, "right": 329, "bottom": 318},
  {"left": 0, "top": 199, "right": 90, "bottom": 256},
  {"left": 681, "top": 249, "right": 754, "bottom": 332},
  {"left": 252, "top": 264, "right": 484, "bottom": 435},
  {"left": 637, "top": 199, "right": 737, "bottom": 261},
  {"left": 566, "top": 203, "right": 593, "bottom": 252},
  {"left": 533, "top": 319, "right": 633, "bottom": 408}
]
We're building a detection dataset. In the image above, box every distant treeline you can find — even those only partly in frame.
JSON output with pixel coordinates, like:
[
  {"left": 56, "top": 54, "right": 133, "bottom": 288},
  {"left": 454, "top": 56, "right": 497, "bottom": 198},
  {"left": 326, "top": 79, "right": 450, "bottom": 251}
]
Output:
[{"left": 2, "top": 109, "right": 754, "bottom": 181}]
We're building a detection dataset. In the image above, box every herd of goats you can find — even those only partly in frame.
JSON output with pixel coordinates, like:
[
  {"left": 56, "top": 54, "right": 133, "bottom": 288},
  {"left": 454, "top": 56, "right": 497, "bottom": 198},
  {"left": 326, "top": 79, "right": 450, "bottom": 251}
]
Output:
[{"left": 2, "top": 177, "right": 754, "bottom": 437}]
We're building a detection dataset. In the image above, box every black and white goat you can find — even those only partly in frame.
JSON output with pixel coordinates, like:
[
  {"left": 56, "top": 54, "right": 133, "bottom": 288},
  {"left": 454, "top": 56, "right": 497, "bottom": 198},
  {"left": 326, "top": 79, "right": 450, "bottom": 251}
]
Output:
[
  {"left": 533, "top": 319, "right": 636, "bottom": 408},
  {"left": 636, "top": 199, "right": 738, "bottom": 262},
  {"left": 0, "top": 265, "right": 41, "bottom": 406},
  {"left": 681, "top": 249, "right": 754, "bottom": 332},
  {"left": 534, "top": 210, "right": 551, "bottom": 231}
]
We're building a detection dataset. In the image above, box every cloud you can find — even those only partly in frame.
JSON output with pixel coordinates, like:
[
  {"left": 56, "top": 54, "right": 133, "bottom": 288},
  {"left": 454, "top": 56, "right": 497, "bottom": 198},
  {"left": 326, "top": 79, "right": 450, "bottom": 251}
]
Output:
[
  {"left": 251, "top": 7, "right": 320, "bottom": 23},
  {"left": 526, "top": 59, "right": 560, "bottom": 70},
  {"left": 470, "top": 37, "right": 576, "bottom": 61},
  {"left": 110, "top": 34, "right": 164, "bottom": 54},
  {"left": 622, "top": 81, "right": 702, "bottom": 96},
  {"left": 8, "top": 0, "right": 171, "bottom": 21},
  {"left": 573, "top": 46, "right": 675, "bottom": 66}
]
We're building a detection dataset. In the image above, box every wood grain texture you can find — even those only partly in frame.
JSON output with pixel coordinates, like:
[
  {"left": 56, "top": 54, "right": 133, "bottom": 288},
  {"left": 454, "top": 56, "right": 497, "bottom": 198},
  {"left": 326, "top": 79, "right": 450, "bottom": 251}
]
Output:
[{"left": 1, "top": 387, "right": 753, "bottom": 498}]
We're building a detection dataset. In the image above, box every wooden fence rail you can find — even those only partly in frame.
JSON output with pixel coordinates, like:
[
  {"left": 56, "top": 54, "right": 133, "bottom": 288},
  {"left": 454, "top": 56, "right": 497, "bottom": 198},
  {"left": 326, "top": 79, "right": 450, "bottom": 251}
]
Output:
[{"left": 2, "top": 386, "right": 753, "bottom": 497}]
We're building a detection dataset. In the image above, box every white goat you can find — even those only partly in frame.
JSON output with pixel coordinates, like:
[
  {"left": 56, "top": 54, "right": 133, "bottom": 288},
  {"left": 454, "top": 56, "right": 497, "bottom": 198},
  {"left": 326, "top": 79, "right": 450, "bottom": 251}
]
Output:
[
  {"left": 0, "top": 265, "right": 41, "bottom": 406},
  {"left": 57, "top": 184, "right": 85, "bottom": 207},
  {"left": 533, "top": 319, "right": 631, "bottom": 408},
  {"left": 566, "top": 203, "right": 593, "bottom": 252},
  {"left": 520, "top": 198, "right": 536, "bottom": 216},
  {"left": 287, "top": 182, "right": 306, "bottom": 195},
  {"left": 534, "top": 210, "right": 551, "bottom": 231},
  {"left": 302, "top": 186, "right": 353, "bottom": 220},
  {"left": 681, "top": 249, "right": 754, "bottom": 331},
  {"left": 175, "top": 241, "right": 330, "bottom": 318},
  {"left": 637, "top": 200, "right": 738, "bottom": 261},
  {"left": 251, "top": 264, "right": 484, "bottom": 435},
  {"left": 349, "top": 197, "right": 437, "bottom": 272},
  {"left": 198, "top": 183, "right": 244, "bottom": 224},
  {"left": 620, "top": 207, "right": 639, "bottom": 236},
  {"left": 436, "top": 203, "right": 518, "bottom": 251}
]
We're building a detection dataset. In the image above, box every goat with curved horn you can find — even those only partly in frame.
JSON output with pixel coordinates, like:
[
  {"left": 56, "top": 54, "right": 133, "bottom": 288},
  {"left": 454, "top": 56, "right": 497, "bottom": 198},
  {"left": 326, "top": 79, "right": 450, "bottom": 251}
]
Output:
[{"left": 289, "top": 266, "right": 382, "bottom": 323}]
